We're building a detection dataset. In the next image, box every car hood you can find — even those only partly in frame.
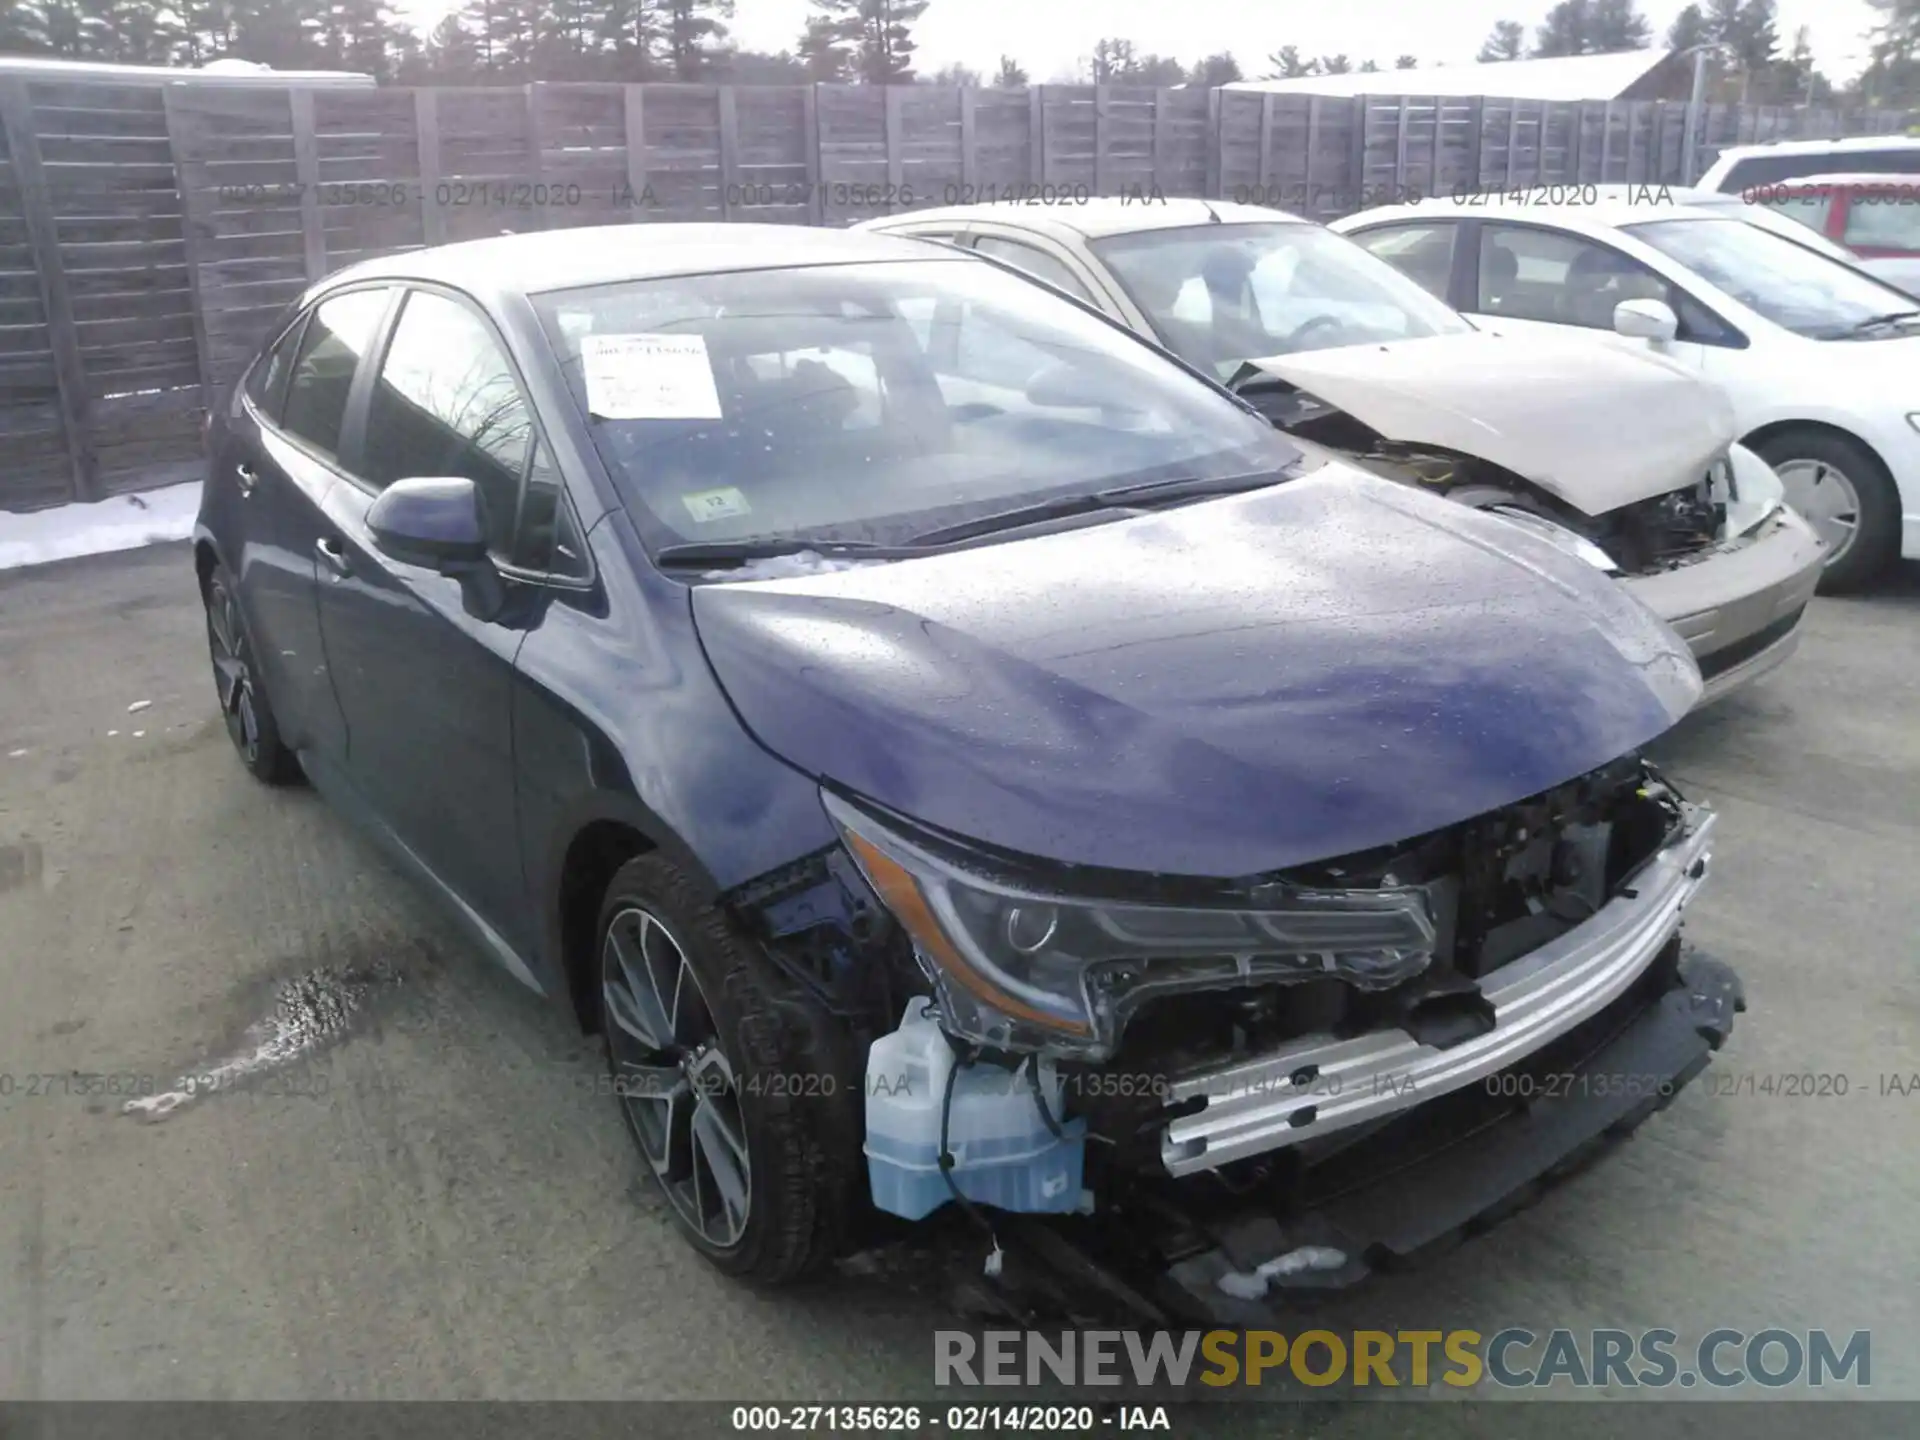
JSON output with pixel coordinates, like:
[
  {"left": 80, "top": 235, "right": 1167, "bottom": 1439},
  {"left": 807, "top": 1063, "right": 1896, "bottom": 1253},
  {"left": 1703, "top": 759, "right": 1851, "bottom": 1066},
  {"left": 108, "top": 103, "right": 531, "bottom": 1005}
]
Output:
[
  {"left": 1239, "top": 331, "right": 1735, "bottom": 516},
  {"left": 690, "top": 465, "right": 1700, "bottom": 879}
]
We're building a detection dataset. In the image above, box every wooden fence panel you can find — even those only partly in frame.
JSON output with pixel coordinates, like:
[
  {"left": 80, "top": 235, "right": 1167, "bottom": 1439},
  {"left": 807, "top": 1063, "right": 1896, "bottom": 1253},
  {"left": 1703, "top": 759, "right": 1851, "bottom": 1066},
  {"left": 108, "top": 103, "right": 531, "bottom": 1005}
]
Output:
[
  {"left": 640, "top": 83, "right": 724, "bottom": 220},
  {"left": 815, "top": 83, "right": 885, "bottom": 224},
  {"left": 968, "top": 86, "right": 1033, "bottom": 196},
  {"left": 729, "top": 85, "right": 810, "bottom": 223},
  {"left": 0, "top": 80, "right": 79, "bottom": 510},
  {"left": 165, "top": 85, "right": 305, "bottom": 397},
  {"left": 1040, "top": 85, "right": 1096, "bottom": 192}
]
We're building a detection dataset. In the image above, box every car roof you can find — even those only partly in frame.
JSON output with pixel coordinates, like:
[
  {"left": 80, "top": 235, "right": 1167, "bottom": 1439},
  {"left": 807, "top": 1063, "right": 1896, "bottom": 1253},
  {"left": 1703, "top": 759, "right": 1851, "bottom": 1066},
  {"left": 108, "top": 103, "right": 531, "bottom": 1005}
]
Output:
[
  {"left": 1735, "top": 171, "right": 1920, "bottom": 190},
  {"left": 319, "top": 223, "right": 967, "bottom": 300},
  {"left": 1707, "top": 134, "right": 1920, "bottom": 162},
  {"left": 1337, "top": 186, "right": 1732, "bottom": 232},
  {"left": 860, "top": 197, "right": 1306, "bottom": 241}
]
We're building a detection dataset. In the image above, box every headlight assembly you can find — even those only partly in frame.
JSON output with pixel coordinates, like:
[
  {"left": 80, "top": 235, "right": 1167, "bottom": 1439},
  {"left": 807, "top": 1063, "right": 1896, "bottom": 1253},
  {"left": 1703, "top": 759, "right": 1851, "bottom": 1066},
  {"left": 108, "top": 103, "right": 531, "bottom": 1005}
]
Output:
[
  {"left": 1487, "top": 505, "right": 1619, "bottom": 572},
  {"left": 823, "top": 791, "right": 1437, "bottom": 1060}
]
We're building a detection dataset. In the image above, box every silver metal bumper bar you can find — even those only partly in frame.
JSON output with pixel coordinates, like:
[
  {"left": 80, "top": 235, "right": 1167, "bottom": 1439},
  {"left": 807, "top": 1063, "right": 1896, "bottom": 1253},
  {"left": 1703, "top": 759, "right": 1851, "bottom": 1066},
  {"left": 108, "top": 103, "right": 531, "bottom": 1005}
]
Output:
[{"left": 1161, "top": 809, "right": 1717, "bottom": 1177}]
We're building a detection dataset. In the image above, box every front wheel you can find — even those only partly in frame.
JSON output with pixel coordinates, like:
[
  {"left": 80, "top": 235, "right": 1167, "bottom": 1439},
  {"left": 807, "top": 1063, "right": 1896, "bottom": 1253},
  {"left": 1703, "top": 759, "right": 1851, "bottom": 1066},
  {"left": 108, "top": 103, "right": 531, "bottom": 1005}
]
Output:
[
  {"left": 595, "top": 853, "right": 861, "bottom": 1283},
  {"left": 1756, "top": 430, "right": 1900, "bottom": 593},
  {"left": 204, "top": 562, "right": 301, "bottom": 785}
]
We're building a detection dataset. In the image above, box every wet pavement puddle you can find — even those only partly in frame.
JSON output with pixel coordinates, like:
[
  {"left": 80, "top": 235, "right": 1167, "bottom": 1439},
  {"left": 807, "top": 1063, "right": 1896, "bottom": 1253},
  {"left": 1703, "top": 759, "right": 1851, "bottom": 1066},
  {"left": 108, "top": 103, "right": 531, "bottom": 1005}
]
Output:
[{"left": 122, "top": 943, "right": 414, "bottom": 1123}]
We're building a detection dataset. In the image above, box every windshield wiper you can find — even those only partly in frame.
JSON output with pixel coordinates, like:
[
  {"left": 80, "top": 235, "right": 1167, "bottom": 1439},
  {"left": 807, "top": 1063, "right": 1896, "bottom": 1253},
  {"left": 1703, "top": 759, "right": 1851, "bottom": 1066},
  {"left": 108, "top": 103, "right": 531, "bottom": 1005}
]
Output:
[
  {"left": 1848, "top": 309, "right": 1920, "bottom": 335},
  {"left": 654, "top": 538, "right": 913, "bottom": 569},
  {"left": 906, "top": 470, "right": 1285, "bottom": 548}
]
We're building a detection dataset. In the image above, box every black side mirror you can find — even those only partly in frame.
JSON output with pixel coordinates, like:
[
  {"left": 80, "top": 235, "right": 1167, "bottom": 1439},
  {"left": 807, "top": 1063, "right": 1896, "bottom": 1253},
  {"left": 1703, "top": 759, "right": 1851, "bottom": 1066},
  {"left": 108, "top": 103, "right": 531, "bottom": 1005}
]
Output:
[
  {"left": 366, "top": 476, "right": 504, "bottom": 620},
  {"left": 366, "top": 476, "right": 490, "bottom": 570}
]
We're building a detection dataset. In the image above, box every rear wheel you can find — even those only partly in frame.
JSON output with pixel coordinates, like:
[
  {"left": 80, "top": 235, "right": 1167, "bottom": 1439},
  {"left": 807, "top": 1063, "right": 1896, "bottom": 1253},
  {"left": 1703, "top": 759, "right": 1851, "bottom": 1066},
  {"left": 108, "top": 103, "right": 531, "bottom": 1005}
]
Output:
[
  {"left": 595, "top": 853, "right": 861, "bottom": 1283},
  {"left": 1757, "top": 429, "right": 1900, "bottom": 593},
  {"left": 204, "top": 562, "right": 301, "bottom": 785}
]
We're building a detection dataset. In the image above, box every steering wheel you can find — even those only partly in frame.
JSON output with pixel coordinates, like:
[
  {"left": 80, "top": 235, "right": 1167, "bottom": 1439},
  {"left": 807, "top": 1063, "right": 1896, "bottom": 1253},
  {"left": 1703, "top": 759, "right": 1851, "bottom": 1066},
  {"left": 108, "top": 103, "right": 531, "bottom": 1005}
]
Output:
[{"left": 1282, "top": 314, "right": 1347, "bottom": 350}]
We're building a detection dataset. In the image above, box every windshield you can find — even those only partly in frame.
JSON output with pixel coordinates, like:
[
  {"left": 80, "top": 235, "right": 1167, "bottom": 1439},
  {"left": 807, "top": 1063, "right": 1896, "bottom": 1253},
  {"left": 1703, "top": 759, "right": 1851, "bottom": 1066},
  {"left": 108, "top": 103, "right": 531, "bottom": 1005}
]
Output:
[
  {"left": 1624, "top": 217, "right": 1919, "bottom": 339},
  {"left": 533, "top": 258, "right": 1294, "bottom": 553},
  {"left": 1683, "top": 193, "right": 1858, "bottom": 262},
  {"left": 1089, "top": 221, "right": 1470, "bottom": 377}
]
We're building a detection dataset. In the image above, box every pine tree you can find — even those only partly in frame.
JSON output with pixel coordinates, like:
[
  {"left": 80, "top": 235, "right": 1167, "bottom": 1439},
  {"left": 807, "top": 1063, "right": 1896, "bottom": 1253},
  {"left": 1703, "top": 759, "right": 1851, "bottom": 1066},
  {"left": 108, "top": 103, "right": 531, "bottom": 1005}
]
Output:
[
  {"left": 1188, "top": 52, "right": 1239, "bottom": 87},
  {"left": 1477, "top": 20, "right": 1525, "bottom": 61},
  {"left": 39, "top": 0, "right": 87, "bottom": 53},
  {"left": 1395, "top": 54, "right": 1418, "bottom": 68},
  {"left": 175, "top": 0, "right": 241, "bottom": 63},
  {"left": 1590, "top": 0, "right": 1651, "bottom": 50},
  {"left": 809, "top": 0, "right": 928, "bottom": 84},
  {"left": 1318, "top": 54, "right": 1352, "bottom": 74},
  {"left": 309, "top": 0, "right": 408, "bottom": 79},
  {"left": 993, "top": 53, "right": 1026, "bottom": 86},
  {"left": 661, "top": 0, "right": 729, "bottom": 79},
  {"left": 75, "top": 0, "right": 181, "bottom": 62},
  {"left": 1088, "top": 38, "right": 1136, "bottom": 82},
  {"left": 796, "top": 13, "right": 851, "bottom": 80},
  {"left": 600, "top": 0, "right": 663, "bottom": 80},
  {"left": 234, "top": 0, "right": 319, "bottom": 69},
  {"left": 1264, "top": 44, "right": 1314, "bottom": 78},
  {"left": 422, "top": 11, "right": 481, "bottom": 80},
  {"left": 1531, "top": 0, "right": 1593, "bottom": 56},
  {"left": 1666, "top": 3, "right": 1709, "bottom": 50},
  {"left": 1, "top": 0, "right": 49, "bottom": 51}
]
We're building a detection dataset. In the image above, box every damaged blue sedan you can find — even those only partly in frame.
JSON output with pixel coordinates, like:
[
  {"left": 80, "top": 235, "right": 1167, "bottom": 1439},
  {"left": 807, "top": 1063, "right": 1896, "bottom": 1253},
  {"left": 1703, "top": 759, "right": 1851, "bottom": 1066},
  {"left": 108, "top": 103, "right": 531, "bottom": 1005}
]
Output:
[{"left": 195, "top": 223, "right": 1742, "bottom": 1320}]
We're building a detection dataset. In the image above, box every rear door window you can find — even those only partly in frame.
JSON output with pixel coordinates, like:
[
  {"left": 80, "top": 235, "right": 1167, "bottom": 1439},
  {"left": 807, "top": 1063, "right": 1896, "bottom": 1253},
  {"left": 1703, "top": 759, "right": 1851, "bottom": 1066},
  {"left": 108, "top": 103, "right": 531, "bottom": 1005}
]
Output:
[
  {"left": 279, "top": 289, "right": 391, "bottom": 460},
  {"left": 1348, "top": 222, "right": 1460, "bottom": 300}
]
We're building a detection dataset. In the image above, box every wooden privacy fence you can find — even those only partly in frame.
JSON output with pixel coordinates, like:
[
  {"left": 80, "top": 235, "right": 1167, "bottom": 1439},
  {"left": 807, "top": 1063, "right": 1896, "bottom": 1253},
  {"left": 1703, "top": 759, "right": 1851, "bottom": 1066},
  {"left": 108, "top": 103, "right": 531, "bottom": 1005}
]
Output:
[{"left": 2, "top": 75, "right": 1911, "bottom": 513}]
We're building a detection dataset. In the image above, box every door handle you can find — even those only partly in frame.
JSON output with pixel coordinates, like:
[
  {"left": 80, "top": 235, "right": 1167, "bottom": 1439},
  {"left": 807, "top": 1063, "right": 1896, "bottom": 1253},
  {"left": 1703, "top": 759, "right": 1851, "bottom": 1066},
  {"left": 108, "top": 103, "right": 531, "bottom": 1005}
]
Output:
[
  {"left": 235, "top": 463, "right": 259, "bottom": 494},
  {"left": 315, "top": 536, "right": 352, "bottom": 578}
]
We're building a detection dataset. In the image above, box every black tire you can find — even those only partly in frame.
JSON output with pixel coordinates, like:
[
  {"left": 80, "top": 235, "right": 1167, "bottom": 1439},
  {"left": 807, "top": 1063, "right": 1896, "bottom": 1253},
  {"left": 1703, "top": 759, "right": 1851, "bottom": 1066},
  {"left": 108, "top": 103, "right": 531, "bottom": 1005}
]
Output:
[
  {"left": 204, "top": 561, "right": 302, "bottom": 785},
  {"left": 1754, "top": 428, "right": 1900, "bottom": 594},
  {"left": 594, "top": 853, "right": 863, "bottom": 1284}
]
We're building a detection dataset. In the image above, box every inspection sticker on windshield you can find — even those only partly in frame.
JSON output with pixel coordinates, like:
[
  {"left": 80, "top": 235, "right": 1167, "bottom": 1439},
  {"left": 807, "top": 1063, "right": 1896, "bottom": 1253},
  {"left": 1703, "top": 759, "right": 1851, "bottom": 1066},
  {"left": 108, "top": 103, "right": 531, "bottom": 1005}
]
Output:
[
  {"left": 681, "top": 487, "right": 751, "bottom": 523},
  {"left": 581, "top": 333, "right": 722, "bottom": 420}
]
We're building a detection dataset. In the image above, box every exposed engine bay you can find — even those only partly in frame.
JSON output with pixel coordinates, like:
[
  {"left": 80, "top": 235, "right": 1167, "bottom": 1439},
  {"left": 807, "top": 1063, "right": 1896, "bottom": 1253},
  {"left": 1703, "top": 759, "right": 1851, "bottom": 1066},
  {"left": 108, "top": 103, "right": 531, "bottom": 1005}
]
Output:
[
  {"left": 731, "top": 754, "right": 1696, "bottom": 1166},
  {"left": 1233, "top": 372, "right": 1738, "bottom": 576},
  {"left": 724, "top": 755, "right": 1731, "bottom": 1318},
  {"left": 1058, "top": 755, "right": 1691, "bottom": 1170}
]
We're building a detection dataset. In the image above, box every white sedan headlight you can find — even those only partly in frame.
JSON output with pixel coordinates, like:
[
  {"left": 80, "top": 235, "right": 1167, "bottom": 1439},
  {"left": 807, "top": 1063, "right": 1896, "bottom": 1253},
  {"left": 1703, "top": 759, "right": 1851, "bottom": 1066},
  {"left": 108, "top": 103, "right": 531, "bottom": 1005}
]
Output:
[
  {"left": 1487, "top": 505, "right": 1619, "bottom": 572},
  {"left": 1724, "top": 442, "right": 1784, "bottom": 538}
]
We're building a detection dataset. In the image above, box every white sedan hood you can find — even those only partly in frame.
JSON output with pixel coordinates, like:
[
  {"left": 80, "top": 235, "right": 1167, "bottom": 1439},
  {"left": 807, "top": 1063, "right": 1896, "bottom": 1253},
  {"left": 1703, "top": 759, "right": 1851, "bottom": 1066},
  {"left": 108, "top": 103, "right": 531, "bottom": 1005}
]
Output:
[{"left": 1241, "top": 330, "right": 1736, "bottom": 516}]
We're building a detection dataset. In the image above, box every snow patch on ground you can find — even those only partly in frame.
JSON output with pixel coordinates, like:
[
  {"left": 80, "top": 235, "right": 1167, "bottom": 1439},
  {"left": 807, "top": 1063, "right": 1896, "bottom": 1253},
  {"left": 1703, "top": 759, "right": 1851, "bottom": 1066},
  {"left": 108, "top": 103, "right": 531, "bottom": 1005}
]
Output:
[{"left": 0, "top": 483, "right": 201, "bottom": 573}]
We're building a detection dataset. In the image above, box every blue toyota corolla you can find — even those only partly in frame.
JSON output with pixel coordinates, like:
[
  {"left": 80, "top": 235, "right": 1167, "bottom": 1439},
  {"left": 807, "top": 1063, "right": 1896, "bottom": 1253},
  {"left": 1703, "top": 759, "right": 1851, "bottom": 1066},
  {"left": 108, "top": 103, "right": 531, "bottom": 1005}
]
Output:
[{"left": 195, "top": 223, "right": 1742, "bottom": 1318}]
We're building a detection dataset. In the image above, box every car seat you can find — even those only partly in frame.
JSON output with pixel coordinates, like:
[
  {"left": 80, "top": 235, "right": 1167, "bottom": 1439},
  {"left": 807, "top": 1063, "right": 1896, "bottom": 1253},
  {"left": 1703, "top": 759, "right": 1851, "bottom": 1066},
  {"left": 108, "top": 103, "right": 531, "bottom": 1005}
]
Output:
[{"left": 1562, "top": 246, "right": 1666, "bottom": 328}]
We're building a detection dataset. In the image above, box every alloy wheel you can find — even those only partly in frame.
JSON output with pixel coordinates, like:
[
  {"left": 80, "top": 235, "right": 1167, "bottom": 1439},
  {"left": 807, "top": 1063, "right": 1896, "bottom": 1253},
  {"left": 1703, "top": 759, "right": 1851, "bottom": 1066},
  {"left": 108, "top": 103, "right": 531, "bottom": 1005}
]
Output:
[
  {"left": 601, "top": 905, "right": 751, "bottom": 1250},
  {"left": 206, "top": 576, "right": 260, "bottom": 764},
  {"left": 1775, "top": 458, "right": 1861, "bottom": 566}
]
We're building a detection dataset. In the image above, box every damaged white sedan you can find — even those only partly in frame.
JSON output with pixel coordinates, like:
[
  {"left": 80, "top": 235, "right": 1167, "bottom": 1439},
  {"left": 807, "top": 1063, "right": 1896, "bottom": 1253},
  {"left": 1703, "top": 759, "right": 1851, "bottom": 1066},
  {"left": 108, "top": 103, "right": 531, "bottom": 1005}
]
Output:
[{"left": 859, "top": 199, "right": 1825, "bottom": 704}]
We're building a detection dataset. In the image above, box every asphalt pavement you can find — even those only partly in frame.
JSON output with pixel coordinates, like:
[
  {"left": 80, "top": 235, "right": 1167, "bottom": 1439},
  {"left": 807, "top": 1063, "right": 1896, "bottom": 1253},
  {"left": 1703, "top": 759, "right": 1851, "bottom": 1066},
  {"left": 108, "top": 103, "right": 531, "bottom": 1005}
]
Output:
[{"left": 1, "top": 542, "right": 1916, "bottom": 1426}]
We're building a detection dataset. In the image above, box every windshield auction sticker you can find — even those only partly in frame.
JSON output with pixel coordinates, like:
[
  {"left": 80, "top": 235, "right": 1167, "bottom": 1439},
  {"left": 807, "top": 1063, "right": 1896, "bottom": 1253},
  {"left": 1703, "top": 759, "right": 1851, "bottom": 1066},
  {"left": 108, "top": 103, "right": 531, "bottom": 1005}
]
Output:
[{"left": 582, "top": 332, "right": 723, "bottom": 420}]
